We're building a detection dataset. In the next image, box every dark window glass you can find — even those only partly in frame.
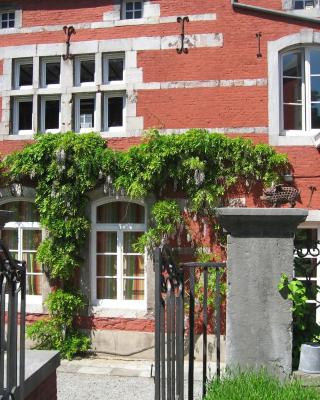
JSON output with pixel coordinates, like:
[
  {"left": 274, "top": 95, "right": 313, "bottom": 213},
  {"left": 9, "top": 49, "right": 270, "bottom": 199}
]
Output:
[
  {"left": 80, "top": 60, "right": 95, "bottom": 83},
  {"left": 45, "top": 100, "right": 59, "bottom": 130},
  {"left": 0, "top": 201, "right": 40, "bottom": 222},
  {"left": 283, "top": 78, "right": 302, "bottom": 103},
  {"left": 283, "top": 52, "right": 301, "bottom": 77},
  {"left": 80, "top": 98, "right": 95, "bottom": 129},
  {"left": 294, "top": 0, "right": 305, "bottom": 8},
  {"left": 8, "top": 19, "right": 14, "bottom": 28},
  {"left": 1, "top": 12, "right": 15, "bottom": 28},
  {"left": 19, "top": 64, "right": 33, "bottom": 86},
  {"left": 310, "top": 49, "right": 320, "bottom": 74},
  {"left": 125, "top": 1, "right": 142, "bottom": 19},
  {"left": 312, "top": 104, "right": 320, "bottom": 128},
  {"left": 108, "top": 59, "right": 124, "bottom": 82},
  {"left": 97, "top": 202, "right": 145, "bottom": 224},
  {"left": 46, "top": 62, "right": 60, "bottom": 85},
  {"left": 18, "top": 101, "right": 32, "bottom": 130},
  {"left": 283, "top": 104, "right": 302, "bottom": 130},
  {"left": 108, "top": 97, "right": 123, "bottom": 127}
]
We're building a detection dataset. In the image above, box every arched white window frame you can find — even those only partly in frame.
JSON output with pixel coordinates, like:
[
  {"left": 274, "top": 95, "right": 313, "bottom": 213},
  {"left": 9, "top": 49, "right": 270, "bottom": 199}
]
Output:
[
  {"left": 91, "top": 197, "right": 147, "bottom": 309},
  {"left": 268, "top": 29, "right": 320, "bottom": 146},
  {"left": 0, "top": 198, "right": 44, "bottom": 305}
]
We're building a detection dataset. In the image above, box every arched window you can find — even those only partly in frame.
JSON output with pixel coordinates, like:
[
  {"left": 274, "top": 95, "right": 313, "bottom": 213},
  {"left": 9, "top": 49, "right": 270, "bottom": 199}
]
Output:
[
  {"left": 92, "top": 200, "right": 146, "bottom": 306},
  {"left": 281, "top": 47, "right": 320, "bottom": 133},
  {"left": 1, "top": 201, "right": 43, "bottom": 297}
]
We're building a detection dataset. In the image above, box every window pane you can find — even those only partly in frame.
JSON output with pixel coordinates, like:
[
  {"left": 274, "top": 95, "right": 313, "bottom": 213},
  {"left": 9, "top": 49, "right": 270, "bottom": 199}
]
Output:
[
  {"left": 80, "top": 98, "right": 94, "bottom": 129},
  {"left": 123, "top": 232, "right": 143, "bottom": 253},
  {"left": 1, "top": 202, "right": 40, "bottom": 222},
  {"left": 46, "top": 62, "right": 60, "bottom": 85},
  {"left": 19, "top": 64, "right": 33, "bottom": 86},
  {"left": 8, "top": 19, "right": 14, "bottom": 28},
  {"left": 9, "top": 13, "right": 15, "bottom": 20},
  {"left": 45, "top": 100, "right": 60, "bottom": 130},
  {"left": 123, "top": 255, "right": 144, "bottom": 277},
  {"left": 97, "top": 277, "right": 117, "bottom": 299},
  {"left": 80, "top": 60, "right": 95, "bottom": 83},
  {"left": 294, "top": 0, "right": 305, "bottom": 8},
  {"left": 311, "top": 76, "right": 320, "bottom": 101},
  {"left": 108, "top": 97, "right": 123, "bottom": 127},
  {"left": 310, "top": 49, "right": 320, "bottom": 75},
  {"left": 108, "top": 59, "right": 124, "bottom": 82},
  {"left": 294, "top": 257, "right": 317, "bottom": 278},
  {"left": 123, "top": 279, "right": 144, "bottom": 300},
  {"left": 27, "top": 274, "right": 42, "bottom": 296},
  {"left": 295, "top": 229, "right": 318, "bottom": 245},
  {"left": 311, "top": 103, "right": 320, "bottom": 128},
  {"left": 18, "top": 101, "right": 33, "bottom": 130},
  {"left": 126, "top": 11, "right": 134, "bottom": 19},
  {"left": 283, "top": 104, "right": 302, "bottom": 130},
  {"left": 96, "top": 232, "right": 117, "bottom": 253},
  {"left": 283, "top": 78, "right": 302, "bottom": 103},
  {"left": 2, "top": 229, "right": 18, "bottom": 250},
  {"left": 97, "top": 255, "right": 117, "bottom": 276},
  {"left": 126, "top": 2, "right": 134, "bottom": 10},
  {"left": 134, "top": 10, "right": 142, "bottom": 18},
  {"left": 23, "top": 230, "right": 41, "bottom": 251},
  {"left": 23, "top": 252, "right": 42, "bottom": 273},
  {"left": 283, "top": 52, "right": 301, "bottom": 77},
  {"left": 96, "top": 202, "right": 145, "bottom": 224}
]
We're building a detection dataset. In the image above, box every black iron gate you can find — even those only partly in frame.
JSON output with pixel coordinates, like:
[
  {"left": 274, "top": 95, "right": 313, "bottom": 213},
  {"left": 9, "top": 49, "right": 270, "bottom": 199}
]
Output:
[
  {"left": 154, "top": 246, "right": 225, "bottom": 400},
  {"left": 0, "top": 240, "right": 26, "bottom": 400}
]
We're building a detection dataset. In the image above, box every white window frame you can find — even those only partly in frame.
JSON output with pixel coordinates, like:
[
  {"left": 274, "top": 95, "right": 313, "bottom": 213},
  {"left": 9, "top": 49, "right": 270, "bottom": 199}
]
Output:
[
  {"left": 40, "top": 57, "right": 61, "bottom": 88},
  {"left": 0, "top": 11, "right": 15, "bottom": 29},
  {"left": 122, "top": 0, "right": 144, "bottom": 19},
  {"left": 103, "top": 93, "right": 126, "bottom": 133},
  {"left": 91, "top": 199, "right": 147, "bottom": 309},
  {"left": 14, "top": 59, "right": 33, "bottom": 90},
  {"left": 40, "top": 95, "right": 61, "bottom": 133},
  {"left": 280, "top": 47, "right": 320, "bottom": 136},
  {"left": 0, "top": 199, "right": 44, "bottom": 305},
  {"left": 13, "top": 96, "right": 34, "bottom": 135},
  {"left": 74, "top": 94, "right": 97, "bottom": 133},
  {"left": 103, "top": 53, "right": 125, "bottom": 85},
  {"left": 74, "top": 55, "right": 96, "bottom": 87}
]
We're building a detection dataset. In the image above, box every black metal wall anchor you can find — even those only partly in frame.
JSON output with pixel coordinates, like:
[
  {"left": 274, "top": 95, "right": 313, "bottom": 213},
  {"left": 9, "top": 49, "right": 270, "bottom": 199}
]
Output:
[
  {"left": 63, "top": 25, "right": 76, "bottom": 60},
  {"left": 177, "top": 16, "right": 189, "bottom": 54},
  {"left": 256, "top": 32, "right": 262, "bottom": 58}
]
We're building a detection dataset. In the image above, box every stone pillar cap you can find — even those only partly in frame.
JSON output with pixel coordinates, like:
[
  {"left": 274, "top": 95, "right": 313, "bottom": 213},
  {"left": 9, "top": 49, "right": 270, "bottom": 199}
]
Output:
[{"left": 216, "top": 207, "right": 308, "bottom": 238}]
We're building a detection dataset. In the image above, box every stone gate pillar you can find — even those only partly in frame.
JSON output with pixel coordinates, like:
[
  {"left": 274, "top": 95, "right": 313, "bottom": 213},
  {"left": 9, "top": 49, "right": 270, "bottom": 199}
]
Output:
[{"left": 216, "top": 208, "right": 308, "bottom": 378}]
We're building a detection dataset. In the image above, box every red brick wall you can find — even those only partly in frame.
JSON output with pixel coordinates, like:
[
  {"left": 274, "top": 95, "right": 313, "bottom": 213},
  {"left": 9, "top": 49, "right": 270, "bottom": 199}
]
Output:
[{"left": 25, "top": 371, "right": 57, "bottom": 400}]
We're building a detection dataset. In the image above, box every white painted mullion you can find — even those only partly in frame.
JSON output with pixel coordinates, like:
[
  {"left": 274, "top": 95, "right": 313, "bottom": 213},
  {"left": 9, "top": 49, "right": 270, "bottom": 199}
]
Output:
[
  {"left": 117, "top": 229, "right": 123, "bottom": 302},
  {"left": 304, "top": 48, "right": 310, "bottom": 132}
]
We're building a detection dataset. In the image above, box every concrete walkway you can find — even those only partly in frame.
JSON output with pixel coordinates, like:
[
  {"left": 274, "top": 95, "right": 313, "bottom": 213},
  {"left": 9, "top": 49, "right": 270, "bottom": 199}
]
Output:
[{"left": 57, "top": 357, "right": 221, "bottom": 400}]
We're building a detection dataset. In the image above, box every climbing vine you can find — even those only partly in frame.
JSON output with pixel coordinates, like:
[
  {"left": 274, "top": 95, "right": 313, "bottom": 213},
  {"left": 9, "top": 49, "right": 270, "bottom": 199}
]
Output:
[{"left": 1, "top": 129, "right": 288, "bottom": 358}]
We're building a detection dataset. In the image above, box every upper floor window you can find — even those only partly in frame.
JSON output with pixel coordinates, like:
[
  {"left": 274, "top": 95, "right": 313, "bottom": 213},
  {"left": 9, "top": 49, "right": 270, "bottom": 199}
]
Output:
[
  {"left": 281, "top": 47, "right": 320, "bottom": 134},
  {"left": 41, "top": 57, "right": 61, "bottom": 88},
  {"left": 294, "top": 0, "right": 319, "bottom": 9},
  {"left": 14, "top": 59, "right": 33, "bottom": 90},
  {"left": 122, "top": 1, "right": 143, "bottom": 19},
  {"left": 74, "top": 55, "right": 95, "bottom": 87},
  {"left": 92, "top": 201, "right": 146, "bottom": 307},
  {"left": 1, "top": 11, "right": 15, "bottom": 29}
]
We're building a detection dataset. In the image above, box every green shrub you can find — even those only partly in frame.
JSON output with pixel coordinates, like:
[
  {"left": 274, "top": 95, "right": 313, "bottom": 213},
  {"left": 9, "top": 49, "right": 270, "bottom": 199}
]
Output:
[
  {"left": 26, "top": 290, "right": 90, "bottom": 360},
  {"left": 205, "top": 369, "right": 319, "bottom": 400}
]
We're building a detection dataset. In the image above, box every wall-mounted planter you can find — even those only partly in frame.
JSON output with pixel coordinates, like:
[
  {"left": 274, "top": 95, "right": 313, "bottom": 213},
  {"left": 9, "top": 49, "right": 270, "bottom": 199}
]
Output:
[{"left": 299, "top": 343, "right": 320, "bottom": 373}]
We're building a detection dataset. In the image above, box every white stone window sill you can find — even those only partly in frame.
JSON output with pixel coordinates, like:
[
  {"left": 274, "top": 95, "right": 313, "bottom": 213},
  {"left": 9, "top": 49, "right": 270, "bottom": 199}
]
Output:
[
  {"left": 91, "top": 304, "right": 147, "bottom": 318},
  {"left": 269, "top": 134, "right": 314, "bottom": 146}
]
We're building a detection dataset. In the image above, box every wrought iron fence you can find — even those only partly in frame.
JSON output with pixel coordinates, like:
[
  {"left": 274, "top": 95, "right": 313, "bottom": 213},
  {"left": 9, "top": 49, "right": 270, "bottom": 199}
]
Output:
[
  {"left": 0, "top": 240, "right": 26, "bottom": 400},
  {"left": 154, "top": 246, "right": 226, "bottom": 400}
]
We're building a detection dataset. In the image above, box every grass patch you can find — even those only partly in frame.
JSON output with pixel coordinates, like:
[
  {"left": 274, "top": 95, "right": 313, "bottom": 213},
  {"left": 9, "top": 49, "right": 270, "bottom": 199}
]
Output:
[{"left": 205, "top": 369, "right": 320, "bottom": 400}]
